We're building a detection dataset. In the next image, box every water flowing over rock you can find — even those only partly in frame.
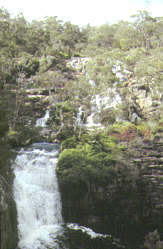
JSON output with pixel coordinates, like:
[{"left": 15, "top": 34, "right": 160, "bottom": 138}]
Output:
[
  {"left": 67, "top": 223, "right": 111, "bottom": 238},
  {"left": 112, "top": 60, "right": 131, "bottom": 82},
  {"left": 76, "top": 106, "right": 84, "bottom": 127},
  {"left": 36, "top": 110, "right": 50, "bottom": 127},
  {"left": 85, "top": 89, "right": 122, "bottom": 129},
  {"left": 68, "top": 57, "right": 90, "bottom": 73},
  {"left": 13, "top": 143, "right": 63, "bottom": 249}
]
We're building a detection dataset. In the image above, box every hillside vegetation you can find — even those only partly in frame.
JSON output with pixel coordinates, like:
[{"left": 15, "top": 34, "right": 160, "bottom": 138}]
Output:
[{"left": 0, "top": 7, "right": 163, "bottom": 249}]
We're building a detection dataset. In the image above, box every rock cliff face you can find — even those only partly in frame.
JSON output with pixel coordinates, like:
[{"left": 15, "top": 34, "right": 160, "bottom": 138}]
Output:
[
  {"left": 131, "top": 131, "right": 163, "bottom": 208},
  {"left": 0, "top": 163, "right": 18, "bottom": 249},
  {"left": 5, "top": 57, "right": 162, "bottom": 249},
  {"left": 123, "top": 77, "right": 163, "bottom": 120}
]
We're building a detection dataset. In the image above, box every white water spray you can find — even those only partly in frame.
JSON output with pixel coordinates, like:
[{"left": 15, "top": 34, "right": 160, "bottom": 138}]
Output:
[
  {"left": 13, "top": 143, "right": 63, "bottom": 249},
  {"left": 85, "top": 89, "right": 122, "bottom": 129},
  {"left": 67, "top": 223, "right": 111, "bottom": 239},
  {"left": 36, "top": 110, "right": 50, "bottom": 127}
]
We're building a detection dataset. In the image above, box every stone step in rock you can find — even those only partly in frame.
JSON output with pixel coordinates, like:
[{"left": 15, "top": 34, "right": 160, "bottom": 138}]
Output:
[
  {"left": 154, "top": 143, "right": 163, "bottom": 147},
  {"left": 129, "top": 140, "right": 163, "bottom": 207},
  {"left": 143, "top": 174, "right": 163, "bottom": 179},
  {"left": 148, "top": 165, "right": 163, "bottom": 169},
  {"left": 155, "top": 204, "right": 163, "bottom": 209},
  {"left": 141, "top": 152, "right": 163, "bottom": 157},
  {"left": 156, "top": 185, "right": 163, "bottom": 190},
  {"left": 142, "top": 146, "right": 155, "bottom": 150},
  {"left": 141, "top": 157, "right": 162, "bottom": 162},
  {"left": 149, "top": 170, "right": 163, "bottom": 176}
]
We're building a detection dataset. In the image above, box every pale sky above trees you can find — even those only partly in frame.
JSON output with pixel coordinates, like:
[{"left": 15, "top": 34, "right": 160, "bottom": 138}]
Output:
[{"left": 0, "top": 0, "right": 163, "bottom": 26}]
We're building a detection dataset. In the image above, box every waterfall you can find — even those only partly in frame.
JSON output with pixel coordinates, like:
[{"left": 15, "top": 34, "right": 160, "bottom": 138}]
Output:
[
  {"left": 36, "top": 110, "right": 50, "bottom": 127},
  {"left": 13, "top": 143, "right": 63, "bottom": 249},
  {"left": 112, "top": 60, "right": 130, "bottom": 82},
  {"left": 68, "top": 57, "right": 90, "bottom": 73},
  {"left": 76, "top": 106, "right": 84, "bottom": 127},
  {"left": 85, "top": 90, "right": 122, "bottom": 129}
]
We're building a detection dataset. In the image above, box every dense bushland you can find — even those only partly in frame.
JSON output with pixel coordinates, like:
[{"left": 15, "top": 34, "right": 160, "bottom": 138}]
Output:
[{"left": 0, "top": 7, "right": 163, "bottom": 249}]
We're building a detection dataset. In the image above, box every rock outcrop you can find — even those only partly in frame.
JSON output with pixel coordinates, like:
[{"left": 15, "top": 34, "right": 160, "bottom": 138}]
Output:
[
  {"left": 123, "top": 78, "right": 163, "bottom": 120},
  {"left": 0, "top": 163, "right": 18, "bottom": 249},
  {"left": 130, "top": 131, "right": 163, "bottom": 208}
]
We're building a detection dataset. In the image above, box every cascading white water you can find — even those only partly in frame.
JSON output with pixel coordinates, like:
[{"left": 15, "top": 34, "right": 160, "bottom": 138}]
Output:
[
  {"left": 36, "top": 110, "right": 50, "bottom": 127},
  {"left": 67, "top": 223, "right": 111, "bottom": 239},
  {"left": 13, "top": 143, "right": 63, "bottom": 249},
  {"left": 76, "top": 106, "right": 84, "bottom": 127},
  {"left": 85, "top": 90, "right": 122, "bottom": 129}
]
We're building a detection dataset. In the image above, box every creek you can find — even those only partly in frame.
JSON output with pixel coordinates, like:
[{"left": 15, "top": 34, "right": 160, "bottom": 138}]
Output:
[
  {"left": 13, "top": 143, "right": 63, "bottom": 249},
  {"left": 12, "top": 107, "right": 118, "bottom": 249}
]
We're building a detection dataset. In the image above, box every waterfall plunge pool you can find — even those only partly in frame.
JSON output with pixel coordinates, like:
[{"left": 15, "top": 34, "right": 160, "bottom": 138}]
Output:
[{"left": 13, "top": 142, "right": 121, "bottom": 249}]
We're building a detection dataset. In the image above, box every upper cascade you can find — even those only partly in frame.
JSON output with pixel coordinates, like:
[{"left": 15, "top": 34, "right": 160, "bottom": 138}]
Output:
[
  {"left": 67, "top": 57, "right": 90, "bottom": 73},
  {"left": 36, "top": 110, "right": 50, "bottom": 128},
  {"left": 13, "top": 143, "right": 63, "bottom": 249},
  {"left": 79, "top": 89, "right": 122, "bottom": 129}
]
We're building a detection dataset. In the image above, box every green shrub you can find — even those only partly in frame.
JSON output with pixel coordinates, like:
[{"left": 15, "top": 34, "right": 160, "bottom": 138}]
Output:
[
  {"left": 56, "top": 127, "right": 75, "bottom": 141},
  {"left": 61, "top": 136, "right": 77, "bottom": 151},
  {"left": 6, "top": 127, "right": 41, "bottom": 147}
]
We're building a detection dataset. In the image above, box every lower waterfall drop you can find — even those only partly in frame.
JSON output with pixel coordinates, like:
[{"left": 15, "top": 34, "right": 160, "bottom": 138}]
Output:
[{"left": 13, "top": 143, "right": 63, "bottom": 249}]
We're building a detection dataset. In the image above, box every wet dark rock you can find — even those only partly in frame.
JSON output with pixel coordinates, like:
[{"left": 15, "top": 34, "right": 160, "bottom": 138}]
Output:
[{"left": 0, "top": 162, "right": 18, "bottom": 249}]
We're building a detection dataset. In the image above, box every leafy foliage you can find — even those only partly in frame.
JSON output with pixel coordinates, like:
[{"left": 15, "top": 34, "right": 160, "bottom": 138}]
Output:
[{"left": 0, "top": 7, "right": 162, "bottom": 249}]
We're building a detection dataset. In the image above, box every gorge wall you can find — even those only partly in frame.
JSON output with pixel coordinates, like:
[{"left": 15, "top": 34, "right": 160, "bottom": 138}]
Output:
[
  {"left": 0, "top": 162, "right": 18, "bottom": 249},
  {"left": 0, "top": 59, "right": 163, "bottom": 249},
  {"left": 0, "top": 9, "right": 162, "bottom": 249}
]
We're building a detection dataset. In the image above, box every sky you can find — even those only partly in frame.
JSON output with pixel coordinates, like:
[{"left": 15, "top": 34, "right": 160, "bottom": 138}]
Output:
[{"left": 0, "top": 0, "right": 163, "bottom": 26}]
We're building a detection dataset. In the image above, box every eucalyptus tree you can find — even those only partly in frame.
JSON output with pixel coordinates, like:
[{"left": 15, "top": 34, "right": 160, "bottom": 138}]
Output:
[{"left": 131, "top": 10, "right": 160, "bottom": 50}]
